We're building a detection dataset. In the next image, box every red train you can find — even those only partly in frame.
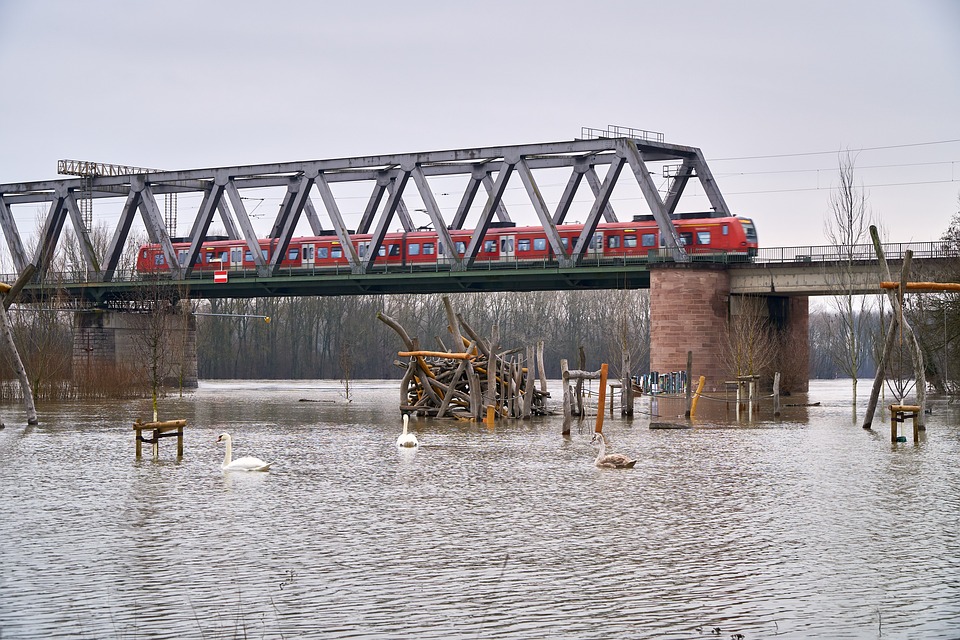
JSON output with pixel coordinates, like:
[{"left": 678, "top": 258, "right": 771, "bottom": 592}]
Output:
[{"left": 136, "top": 215, "right": 758, "bottom": 273}]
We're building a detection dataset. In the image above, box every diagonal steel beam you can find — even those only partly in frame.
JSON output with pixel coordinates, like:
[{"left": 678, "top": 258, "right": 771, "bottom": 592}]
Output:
[
  {"left": 516, "top": 158, "right": 568, "bottom": 264},
  {"left": 32, "top": 189, "right": 69, "bottom": 280},
  {"left": 357, "top": 175, "right": 389, "bottom": 234},
  {"left": 462, "top": 160, "right": 515, "bottom": 270},
  {"left": 571, "top": 156, "right": 624, "bottom": 263},
  {"left": 553, "top": 165, "right": 585, "bottom": 224},
  {"left": 451, "top": 170, "right": 483, "bottom": 229},
  {"left": 139, "top": 182, "right": 182, "bottom": 278},
  {"left": 584, "top": 166, "right": 618, "bottom": 222},
  {"left": 302, "top": 195, "right": 325, "bottom": 235},
  {"left": 363, "top": 168, "right": 411, "bottom": 272},
  {"left": 183, "top": 183, "right": 225, "bottom": 278},
  {"left": 412, "top": 165, "right": 461, "bottom": 269},
  {"left": 315, "top": 172, "right": 361, "bottom": 273},
  {"left": 482, "top": 173, "right": 512, "bottom": 223},
  {"left": 64, "top": 191, "right": 100, "bottom": 274},
  {"left": 622, "top": 139, "right": 687, "bottom": 262},
  {"left": 691, "top": 147, "right": 730, "bottom": 216},
  {"left": 102, "top": 188, "right": 142, "bottom": 281},
  {"left": 0, "top": 195, "right": 28, "bottom": 272},
  {"left": 269, "top": 173, "right": 315, "bottom": 274},
  {"left": 215, "top": 199, "right": 240, "bottom": 240},
  {"left": 225, "top": 179, "right": 269, "bottom": 276},
  {"left": 663, "top": 157, "right": 695, "bottom": 216}
]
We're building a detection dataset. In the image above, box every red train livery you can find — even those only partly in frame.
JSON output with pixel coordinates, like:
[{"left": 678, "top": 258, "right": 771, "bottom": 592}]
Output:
[{"left": 136, "top": 215, "right": 758, "bottom": 273}]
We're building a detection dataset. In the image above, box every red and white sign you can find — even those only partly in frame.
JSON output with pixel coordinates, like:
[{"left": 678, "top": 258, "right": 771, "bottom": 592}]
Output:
[{"left": 214, "top": 270, "right": 228, "bottom": 284}]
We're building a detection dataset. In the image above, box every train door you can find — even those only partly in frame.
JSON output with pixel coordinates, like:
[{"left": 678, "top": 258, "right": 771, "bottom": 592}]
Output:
[
  {"left": 302, "top": 243, "right": 315, "bottom": 267},
  {"left": 499, "top": 234, "right": 515, "bottom": 262},
  {"left": 588, "top": 231, "right": 604, "bottom": 257},
  {"left": 230, "top": 247, "right": 243, "bottom": 269}
]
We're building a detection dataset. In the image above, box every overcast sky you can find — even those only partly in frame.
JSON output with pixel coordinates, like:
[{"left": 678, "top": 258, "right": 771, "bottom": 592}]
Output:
[{"left": 1, "top": 0, "right": 958, "bottom": 249}]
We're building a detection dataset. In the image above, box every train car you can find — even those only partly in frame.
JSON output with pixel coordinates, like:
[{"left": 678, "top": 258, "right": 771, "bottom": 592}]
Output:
[{"left": 135, "top": 215, "right": 758, "bottom": 274}]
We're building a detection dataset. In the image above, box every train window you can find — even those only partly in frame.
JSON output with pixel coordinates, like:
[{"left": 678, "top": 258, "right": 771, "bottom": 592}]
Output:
[
  {"left": 261, "top": 249, "right": 269, "bottom": 260},
  {"left": 641, "top": 234, "right": 655, "bottom": 247},
  {"left": 332, "top": 247, "right": 342, "bottom": 258},
  {"left": 589, "top": 233, "right": 602, "bottom": 249},
  {"left": 288, "top": 248, "right": 299, "bottom": 261},
  {"left": 742, "top": 220, "right": 758, "bottom": 242},
  {"left": 154, "top": 254, "right": 165, "bottom": 266},
  {"left": 561, "top": 237, "right": 569, "bottom": 249},
  {"left": 697, "top": 231, "right": 711, "bottom": 245},
  {"left": 680, "top": 233, "right": 693, "bottom": 246},
  {"left": 378, "top": 246, "right": 386, "bottom": 256},
  {"left": 455, "top": 241, "right": 466, "bottom": 254},
  {"left": 624, "top": 235, "right": 638, "bottom": 248},
  {"left": 142, "top": 250, "right": 148, "bottom": 259},
  {"left": 518, "top": 239, "right": 531, "bottom": 252},
  {"left": 245, "top": 251, "right": 253, "bottom": 262},
  {"left": 722, "top": 225, "right": 729, "bottom": 236},
  {"left": 388, "top": 245, "right": 400, "bottom": 257},
  {"left": 484, "top": 240, "right": 496, "bottom": 253},
  {"left": 219, "top": 251, "right": 228, "bottom": 263},
  {"left": 178, "top": 250, "right": 188, "bottom": 266},
  {"left": 423, "top": 243, "right": 435, "bottom": 255},
  {"left": 318, "top": 247, "right": 329, "bottom": 259},
  {"left": 409, "top": 243, "right": 420, "bottom": 256},
  {"left": 534, "top": 238, "right": 546, "bottom": 251},
  {"left": 607, "top": 235, "right": 621, "bottom": 249}
]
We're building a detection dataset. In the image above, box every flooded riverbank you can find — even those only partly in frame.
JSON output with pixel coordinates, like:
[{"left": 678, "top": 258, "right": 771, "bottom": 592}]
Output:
[{"left": 1, "top": 379, "right": 958, "bottom": 638}]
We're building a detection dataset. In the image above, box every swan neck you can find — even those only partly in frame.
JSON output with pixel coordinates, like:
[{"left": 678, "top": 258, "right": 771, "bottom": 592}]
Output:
[
  {"left": 222, "top": 438, "right": 232, "bottom": 466},
  {"left": 594, "top": 433, "right": 605, "bottom": 464}
]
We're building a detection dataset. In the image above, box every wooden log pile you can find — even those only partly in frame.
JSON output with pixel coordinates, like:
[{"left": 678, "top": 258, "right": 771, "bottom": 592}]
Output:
[{"left": 377, "top": 296, "right": 549, "bottom": 420}]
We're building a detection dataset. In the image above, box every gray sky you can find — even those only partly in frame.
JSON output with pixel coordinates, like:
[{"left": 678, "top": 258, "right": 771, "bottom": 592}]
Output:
[{"left": 1, "top": 0, "right": 958, "bottom": 249}]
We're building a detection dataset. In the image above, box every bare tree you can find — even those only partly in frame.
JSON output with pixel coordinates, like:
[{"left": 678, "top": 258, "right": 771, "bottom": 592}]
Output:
[
  {"left": 721, "top": 295, "right": 778, "bottom": 382},
  {"left": 823, "top": 152, "right": 876, "bottom": 419}
]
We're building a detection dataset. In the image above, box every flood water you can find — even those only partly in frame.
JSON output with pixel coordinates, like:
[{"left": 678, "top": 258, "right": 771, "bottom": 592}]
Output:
[{"left": 1, "top": 379, "right": 958, "bottom": 639}]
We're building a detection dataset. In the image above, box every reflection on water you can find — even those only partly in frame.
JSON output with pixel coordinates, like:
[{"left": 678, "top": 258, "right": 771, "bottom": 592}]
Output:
[{"left": 1, "top": 380, "right": 959, "bottom": 639}]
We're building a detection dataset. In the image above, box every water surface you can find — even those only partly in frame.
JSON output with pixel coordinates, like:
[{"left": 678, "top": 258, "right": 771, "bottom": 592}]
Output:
[{"left": 1, "top": 380, "right": 958, "bottom": 638}]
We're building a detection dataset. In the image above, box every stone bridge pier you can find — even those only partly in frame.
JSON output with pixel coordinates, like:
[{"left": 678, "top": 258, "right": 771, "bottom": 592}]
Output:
[
  {"left": 649, "top": 263, "right": 809, "bottom": 394},
  {"left": 72, "top": 309, "right": 198, "bottom": 390}
]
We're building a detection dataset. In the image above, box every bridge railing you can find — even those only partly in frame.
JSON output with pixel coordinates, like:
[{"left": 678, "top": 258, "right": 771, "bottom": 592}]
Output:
[
  {"left": 3, "top": 241, "right": 955, "bottom": 288},
  {"left": 754, "top": 241, "right": 957, "bottom": 264}
]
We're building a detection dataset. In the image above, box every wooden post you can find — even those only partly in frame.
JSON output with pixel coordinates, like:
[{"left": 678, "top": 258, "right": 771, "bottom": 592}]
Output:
[
  {"left": 0, "top": 298, "right": 38, "bottom": 425},
  {"left": 576, "top": 346, "right": 586, "bottom": 417},
  {"left": 689, "top": 375, "right": 706, "bottom": 420},
  {"left": 595, "top": 363, "right": 608, "bottom": 434},
  {"left": 773, "top": 372, "right": 781, "bottom": 417}
]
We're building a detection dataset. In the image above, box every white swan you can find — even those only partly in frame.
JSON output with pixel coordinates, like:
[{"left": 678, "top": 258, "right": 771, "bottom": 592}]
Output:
[
  {"left": 396, "top": 414, "right": 419, "bottom": 448},
  {"left": 217, "top": 432, "right": 272, "bottom": 471},
  {"left": 591, "top": 432, "right": 637, "bottom": 469}
]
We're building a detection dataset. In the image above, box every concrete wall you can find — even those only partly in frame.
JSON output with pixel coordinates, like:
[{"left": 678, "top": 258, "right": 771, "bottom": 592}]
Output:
[{"left": 73, "top": 309, "right": 198, "bottom": 389}]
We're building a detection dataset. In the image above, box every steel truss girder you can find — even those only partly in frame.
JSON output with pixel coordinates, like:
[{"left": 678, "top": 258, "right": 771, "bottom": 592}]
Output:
[{"left": 0, "top": 137, "right": 729, "bottom": 283}]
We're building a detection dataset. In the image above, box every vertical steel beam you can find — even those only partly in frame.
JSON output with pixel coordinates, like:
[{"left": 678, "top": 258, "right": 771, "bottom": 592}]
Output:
[
  {"left": 516, "top": 158, "right": 568, "bottom": 264},
  {"left": 225, "top": 179, "right": 269, "bottom": 276},
  {"left": 388, "top": 181, "right": 416, "bottom": 232},
  {"left": 622, "top": 139, "right": 687, "bottom": 262},
  {"left": 571, "top": 156, "right": 624, "bottom": 262},
  {"left": 315, "top": 173, "right": 361, "bottom": 272},
  {"left": 0, "top": 195, "right": 28, "bottom": 272},
  {"left": 412, "top": 165, "right": 460, "bottom": 269},
  {"left": 216, "top": 199, "right": 240, "bottom": 240}
]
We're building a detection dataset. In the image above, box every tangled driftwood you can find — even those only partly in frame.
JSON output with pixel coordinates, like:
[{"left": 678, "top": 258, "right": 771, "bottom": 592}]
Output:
[{"left": 377, "top": 296, "right": 549, "bottom": 420}]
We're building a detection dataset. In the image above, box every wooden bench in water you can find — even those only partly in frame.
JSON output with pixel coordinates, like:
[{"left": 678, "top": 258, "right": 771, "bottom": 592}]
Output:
[
  {"left": 133, "top": 419, "right": 187, "bottom": 458},
  {"left": 889, "top": 404, "right": 922, "bottom": 443}
]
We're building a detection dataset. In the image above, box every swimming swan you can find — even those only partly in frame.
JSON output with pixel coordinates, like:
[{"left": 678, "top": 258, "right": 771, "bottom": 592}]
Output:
[
  {"left": 396, "top": 414, "right": 419, "bottom": 448},
  {"left": 591, "top": 432, "right": 637, "bottom": 469},
  {"left": 217, "top": 432, "right": 272, "bottom": 471}
]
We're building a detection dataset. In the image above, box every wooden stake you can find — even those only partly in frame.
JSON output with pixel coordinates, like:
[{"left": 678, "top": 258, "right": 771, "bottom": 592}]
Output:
[{"left": 595, "top": 363, "right": 608, "bottom": 434}]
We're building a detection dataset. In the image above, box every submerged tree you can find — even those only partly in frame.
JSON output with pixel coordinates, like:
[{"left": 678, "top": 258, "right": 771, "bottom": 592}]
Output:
[{"left": 823, "top": 152, "right": 876, "bottom": 420}]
